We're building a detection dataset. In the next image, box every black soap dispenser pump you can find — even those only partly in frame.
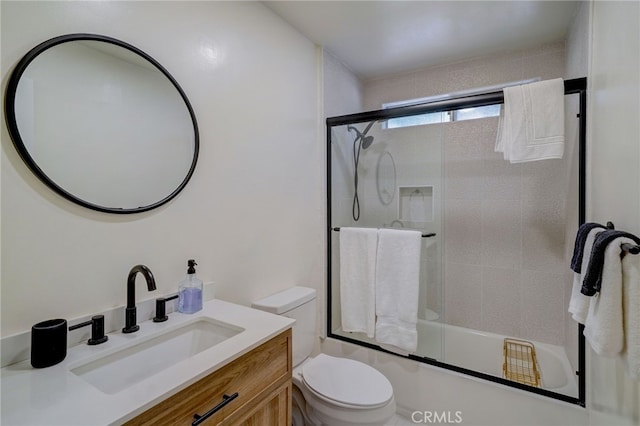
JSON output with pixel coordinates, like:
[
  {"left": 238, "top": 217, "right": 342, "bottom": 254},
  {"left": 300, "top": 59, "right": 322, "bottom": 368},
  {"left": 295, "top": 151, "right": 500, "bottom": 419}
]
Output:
[{"left": 178, "top": 259, "right": 203, "bottom": 314}]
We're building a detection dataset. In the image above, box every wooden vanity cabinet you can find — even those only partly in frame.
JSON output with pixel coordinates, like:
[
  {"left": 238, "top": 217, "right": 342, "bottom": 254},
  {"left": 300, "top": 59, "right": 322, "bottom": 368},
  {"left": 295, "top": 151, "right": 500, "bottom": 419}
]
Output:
[{"left": 125, "top": 329, "right": 292, "bottom": 426}]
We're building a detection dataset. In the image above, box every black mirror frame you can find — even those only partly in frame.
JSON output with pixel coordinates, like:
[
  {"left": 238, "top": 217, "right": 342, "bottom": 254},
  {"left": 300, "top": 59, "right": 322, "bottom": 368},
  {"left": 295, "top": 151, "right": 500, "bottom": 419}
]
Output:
[{"left": 4, "top": 33, "right": 200, "bottom": 214}]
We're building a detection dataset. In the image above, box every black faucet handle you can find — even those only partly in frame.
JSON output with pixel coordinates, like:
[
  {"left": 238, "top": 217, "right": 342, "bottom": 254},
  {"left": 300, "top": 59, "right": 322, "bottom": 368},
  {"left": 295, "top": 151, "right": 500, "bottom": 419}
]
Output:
[
  {"left": 153, "top": 295, "right": 179, "bottom": 323},
  {"left": 69, "top": 315, "right": 108, "bottom": 345}
]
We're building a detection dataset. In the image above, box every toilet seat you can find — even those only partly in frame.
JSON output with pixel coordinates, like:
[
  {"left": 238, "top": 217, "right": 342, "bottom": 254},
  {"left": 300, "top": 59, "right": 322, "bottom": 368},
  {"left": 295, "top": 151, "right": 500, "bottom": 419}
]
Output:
[{"left": 301, "top": 354, "right": 393, "bottom": 409}]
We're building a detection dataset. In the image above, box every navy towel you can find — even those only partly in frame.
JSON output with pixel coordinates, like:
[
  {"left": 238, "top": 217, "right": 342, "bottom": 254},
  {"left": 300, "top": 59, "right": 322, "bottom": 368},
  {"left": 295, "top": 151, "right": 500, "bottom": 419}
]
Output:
[
  {"left": 581, "top": 230, "right": 640, "bottom": 296},
  {"left": 570, "top": 222, "right": 607, "bottom": 273}
]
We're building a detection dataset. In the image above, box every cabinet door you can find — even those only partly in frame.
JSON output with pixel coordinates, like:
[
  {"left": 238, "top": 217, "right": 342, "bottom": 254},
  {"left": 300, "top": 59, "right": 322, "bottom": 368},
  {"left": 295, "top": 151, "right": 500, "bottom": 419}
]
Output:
[{"left": 222, "top": 381, "right": 291, "bottom": 426}]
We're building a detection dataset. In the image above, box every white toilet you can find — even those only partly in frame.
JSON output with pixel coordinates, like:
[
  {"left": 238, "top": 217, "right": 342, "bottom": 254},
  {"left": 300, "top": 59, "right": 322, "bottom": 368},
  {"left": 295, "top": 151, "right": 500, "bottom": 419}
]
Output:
[{"left": 252, "top": 286, "right": 396, "bottom": 426}]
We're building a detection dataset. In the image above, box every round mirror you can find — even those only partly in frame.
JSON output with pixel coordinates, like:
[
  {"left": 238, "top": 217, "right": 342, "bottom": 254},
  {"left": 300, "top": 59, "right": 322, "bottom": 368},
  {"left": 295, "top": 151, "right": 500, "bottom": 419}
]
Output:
[{"left": 4, "top": 34, "right": 199, "bottom": 213}]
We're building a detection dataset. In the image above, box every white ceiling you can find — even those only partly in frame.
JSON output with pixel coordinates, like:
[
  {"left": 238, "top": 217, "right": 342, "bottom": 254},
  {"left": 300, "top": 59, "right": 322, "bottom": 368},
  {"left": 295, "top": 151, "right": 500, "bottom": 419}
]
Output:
[{"left": 264, "top": 1, "right": 580, "bottom": 80}]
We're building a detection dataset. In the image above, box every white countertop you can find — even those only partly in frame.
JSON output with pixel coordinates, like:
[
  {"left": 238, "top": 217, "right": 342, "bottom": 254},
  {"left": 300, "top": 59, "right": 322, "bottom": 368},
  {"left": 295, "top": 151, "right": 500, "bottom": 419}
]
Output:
[{"left": 0, "top": 299, "right": 294, "bottom": 426}]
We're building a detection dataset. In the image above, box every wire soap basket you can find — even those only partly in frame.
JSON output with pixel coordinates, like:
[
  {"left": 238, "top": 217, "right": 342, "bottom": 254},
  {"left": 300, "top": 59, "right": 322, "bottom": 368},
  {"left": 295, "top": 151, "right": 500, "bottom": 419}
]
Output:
[{"left": 503, "top": 338, "right": 542, "bottom": 388}]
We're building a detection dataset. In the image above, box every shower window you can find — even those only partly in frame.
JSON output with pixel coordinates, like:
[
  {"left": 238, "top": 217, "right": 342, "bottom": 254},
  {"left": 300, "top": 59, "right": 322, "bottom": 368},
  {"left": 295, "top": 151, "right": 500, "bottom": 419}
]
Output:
[
  {"left": 385, "top": 103, "right": 500, "bottom": 129},
  {"left": 326, "top": 78, "right": 587, "bottom": 406},
  {"left": 452, "top": 104, "right": 501, "bottom": 121},
  {"left": 382, "top": 80, "right": 536, "bottom": 129},
  {"left": 386, "top": 111, "right": 451, "bottom": 128}
]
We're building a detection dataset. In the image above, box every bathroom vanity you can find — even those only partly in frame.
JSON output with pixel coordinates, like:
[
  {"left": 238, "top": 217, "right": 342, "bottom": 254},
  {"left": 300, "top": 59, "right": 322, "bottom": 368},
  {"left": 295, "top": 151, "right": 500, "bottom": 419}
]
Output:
[
  {"left": 126, "top": 329, "right": 291, "bottom": 425},
  {"left": 0, "top": 299, "right": 294, "bottom": 425}
]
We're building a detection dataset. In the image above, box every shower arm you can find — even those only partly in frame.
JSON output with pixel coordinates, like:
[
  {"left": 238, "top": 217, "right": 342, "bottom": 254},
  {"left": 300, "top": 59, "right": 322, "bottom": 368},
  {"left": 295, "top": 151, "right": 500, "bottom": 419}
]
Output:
[{"left": 347, "top": 120, "right": 376, "bottom": 140}]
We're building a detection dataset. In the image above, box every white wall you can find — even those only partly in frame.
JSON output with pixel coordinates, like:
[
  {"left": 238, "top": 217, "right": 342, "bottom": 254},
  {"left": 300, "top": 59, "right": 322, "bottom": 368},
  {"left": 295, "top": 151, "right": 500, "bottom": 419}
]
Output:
[
  {"left": 587, "top": 1, "right": 640, "bottom": 424},
  {"left": 564, "top": 0, "right": 591, "bottom": 377},
  {"left": 322, "top": 50, "right": 363, "bottom": 118},
  {"left": 1, "top": 1, "right": 322, "bottom": 337}
]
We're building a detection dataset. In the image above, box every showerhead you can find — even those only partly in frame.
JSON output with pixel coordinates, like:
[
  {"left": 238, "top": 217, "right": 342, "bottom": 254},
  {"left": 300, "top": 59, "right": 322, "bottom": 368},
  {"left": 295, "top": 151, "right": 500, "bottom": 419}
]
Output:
[{"left": 361, "top": 135, "right": 374, "bottom": 150}]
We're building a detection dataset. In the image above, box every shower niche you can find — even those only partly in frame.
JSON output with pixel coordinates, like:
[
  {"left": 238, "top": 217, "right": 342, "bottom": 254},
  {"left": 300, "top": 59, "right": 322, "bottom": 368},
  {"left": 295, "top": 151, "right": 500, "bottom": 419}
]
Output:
[
  {"left": 398, "top": 186, "right": 434, "bottom": 223},
  {"left": 326, "top": 78, "right": 587, "bottom": 406}
]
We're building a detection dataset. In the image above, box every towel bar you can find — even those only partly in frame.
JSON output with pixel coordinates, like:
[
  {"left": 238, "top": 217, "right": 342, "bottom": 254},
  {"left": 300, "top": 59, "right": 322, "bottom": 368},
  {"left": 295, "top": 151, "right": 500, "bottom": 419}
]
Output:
[
  {"left": 331, "top": 227, "right": 436, "bottom": 238},
  {"left": 605, "top": 222, "right": 639, "bottom": 254}
]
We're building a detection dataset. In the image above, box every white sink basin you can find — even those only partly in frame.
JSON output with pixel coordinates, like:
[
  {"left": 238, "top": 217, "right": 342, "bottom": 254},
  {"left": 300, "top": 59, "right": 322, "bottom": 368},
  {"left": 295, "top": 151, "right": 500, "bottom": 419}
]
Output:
[{"left": 71, "top": 318, "right": 243, "bottom": 394}]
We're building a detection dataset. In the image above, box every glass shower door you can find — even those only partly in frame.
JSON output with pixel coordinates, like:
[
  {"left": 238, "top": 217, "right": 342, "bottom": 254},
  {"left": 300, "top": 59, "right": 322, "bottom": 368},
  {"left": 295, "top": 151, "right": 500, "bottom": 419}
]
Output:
[{"left": 328, "top": 119, "right": 445, "bottom": 363}]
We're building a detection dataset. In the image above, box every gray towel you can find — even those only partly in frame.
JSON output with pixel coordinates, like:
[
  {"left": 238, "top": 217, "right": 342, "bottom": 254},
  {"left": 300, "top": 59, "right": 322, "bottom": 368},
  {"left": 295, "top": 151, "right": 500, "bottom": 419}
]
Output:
[
  {"left": 581, "top": 230, "right": 640, "bottom": 296},
  {"left": 570, "top": 222, "right": 606, "bottom": 273}
]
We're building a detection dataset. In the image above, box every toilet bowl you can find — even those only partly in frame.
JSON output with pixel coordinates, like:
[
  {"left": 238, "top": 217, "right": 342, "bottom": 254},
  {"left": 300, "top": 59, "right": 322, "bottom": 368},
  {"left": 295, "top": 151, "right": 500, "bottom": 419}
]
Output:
[
  {"left": 252, "top": 287, "right": 396, "bottom": 426},
  {"left": 294, "top": 354, "right": 396, "bottom": 426}
]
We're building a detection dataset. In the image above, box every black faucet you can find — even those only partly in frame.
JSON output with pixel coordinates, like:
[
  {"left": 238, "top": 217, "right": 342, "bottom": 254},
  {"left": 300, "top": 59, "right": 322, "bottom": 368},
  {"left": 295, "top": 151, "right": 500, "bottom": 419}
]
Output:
[{"left": 122, "top": 264, "right": 157, "bottom": 333}]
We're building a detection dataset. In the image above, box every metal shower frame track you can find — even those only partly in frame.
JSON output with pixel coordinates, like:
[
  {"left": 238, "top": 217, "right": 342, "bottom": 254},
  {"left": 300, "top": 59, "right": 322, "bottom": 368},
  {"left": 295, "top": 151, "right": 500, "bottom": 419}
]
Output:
[{"left": 325, "top": 77, "right": 587, "bottom": 407}]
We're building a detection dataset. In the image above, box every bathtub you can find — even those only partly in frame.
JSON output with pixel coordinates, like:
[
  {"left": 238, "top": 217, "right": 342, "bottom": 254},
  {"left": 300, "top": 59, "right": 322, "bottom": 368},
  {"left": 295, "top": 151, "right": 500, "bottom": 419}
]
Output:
[
  {"left": 322, "top": 328, "right": 587, "bottom": 426},
  {"left": 332, "top": 319, "right": 578, "bottom": 397},
  {"left": 414, "top": 319, "right": 578, "bottom": 396}
]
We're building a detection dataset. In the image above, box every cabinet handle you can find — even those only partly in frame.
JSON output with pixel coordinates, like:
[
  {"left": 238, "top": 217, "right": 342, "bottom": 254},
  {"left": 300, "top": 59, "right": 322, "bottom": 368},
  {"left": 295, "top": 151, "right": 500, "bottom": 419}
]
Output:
[{"left": 192, "top": 392, "right": 239, "bottom": 426}]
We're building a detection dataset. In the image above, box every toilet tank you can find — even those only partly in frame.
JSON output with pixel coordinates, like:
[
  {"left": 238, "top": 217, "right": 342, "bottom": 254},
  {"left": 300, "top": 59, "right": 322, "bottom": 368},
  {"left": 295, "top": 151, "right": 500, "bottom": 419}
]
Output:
[{"left": 252, "top": 286, "right": 316, "bottom": 367}]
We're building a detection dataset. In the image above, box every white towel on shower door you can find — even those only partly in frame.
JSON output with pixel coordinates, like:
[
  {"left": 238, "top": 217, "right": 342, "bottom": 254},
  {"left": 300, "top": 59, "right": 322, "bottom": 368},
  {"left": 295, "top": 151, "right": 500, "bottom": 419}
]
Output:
[
  {"left": 569, "top": 228, "right": 605, "bottom": 323},
  {"left": 619, "top": 238, "right": 640, "bottom": 379},
  {"left": 339, "top": 227, "right": 378, "bottom": 338},
  {"left": 495, "top": 78, "right": 565, "bottom": 163},
  {"left": 584, "top": 237, "right": 631, "bottom": 357},
  {"left": 375, "top": 228, "right": 422, "bottom": 353}
]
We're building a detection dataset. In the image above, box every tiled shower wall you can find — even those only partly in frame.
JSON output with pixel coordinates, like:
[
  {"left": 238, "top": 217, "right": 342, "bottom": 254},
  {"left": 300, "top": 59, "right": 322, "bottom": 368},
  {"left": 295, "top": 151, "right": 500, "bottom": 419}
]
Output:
[
  {"left": 363, "top": 42, "right": 566, "bottom": 111},
  {"left": 442, "top": 117, "right": 572, "bottom": 345},
  {"left": 362, "top": 42, "right": 571, "bottom": 345}
]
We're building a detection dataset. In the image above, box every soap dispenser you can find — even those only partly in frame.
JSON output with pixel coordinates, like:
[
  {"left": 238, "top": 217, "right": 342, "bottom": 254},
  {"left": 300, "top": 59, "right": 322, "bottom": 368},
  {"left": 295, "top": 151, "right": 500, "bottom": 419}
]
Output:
[{"left": 178, "top": 259, "right": 203, "bottom": 314}]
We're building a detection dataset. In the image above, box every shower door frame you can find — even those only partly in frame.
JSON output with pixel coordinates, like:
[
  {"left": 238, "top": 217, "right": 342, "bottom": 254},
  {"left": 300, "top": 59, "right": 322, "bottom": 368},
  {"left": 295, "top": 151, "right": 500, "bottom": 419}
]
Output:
[{"left": 325, "top": 77, "right": 587, "bottom": 407}]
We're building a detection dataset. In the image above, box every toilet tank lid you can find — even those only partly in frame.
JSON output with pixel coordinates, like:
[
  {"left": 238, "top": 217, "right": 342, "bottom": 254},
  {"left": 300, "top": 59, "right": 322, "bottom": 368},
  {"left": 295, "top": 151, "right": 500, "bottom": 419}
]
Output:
[{"left": 251, "top": 286, "right": 316, "bottom": 314}]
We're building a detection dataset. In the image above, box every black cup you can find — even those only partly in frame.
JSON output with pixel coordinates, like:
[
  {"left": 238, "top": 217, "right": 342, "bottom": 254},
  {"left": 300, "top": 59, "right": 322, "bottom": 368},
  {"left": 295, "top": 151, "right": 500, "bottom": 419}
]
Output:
[{"left": 31, "top": 319, "right": 67, "bottom": 368}]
